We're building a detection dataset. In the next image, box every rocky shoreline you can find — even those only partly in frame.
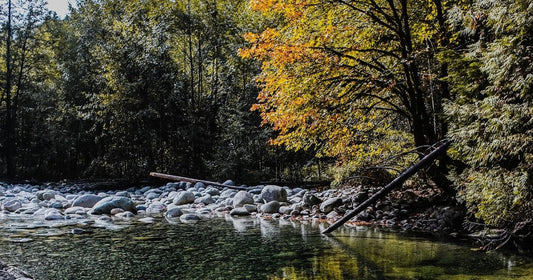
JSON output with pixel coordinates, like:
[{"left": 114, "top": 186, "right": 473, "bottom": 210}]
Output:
[{"left": 0, "top": 180, "right": 465, "bottom": 278}]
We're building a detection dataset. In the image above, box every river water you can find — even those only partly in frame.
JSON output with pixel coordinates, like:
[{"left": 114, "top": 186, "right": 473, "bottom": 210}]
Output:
[{"left": 0, "top": 214, "right": 532, "bottom": 279}]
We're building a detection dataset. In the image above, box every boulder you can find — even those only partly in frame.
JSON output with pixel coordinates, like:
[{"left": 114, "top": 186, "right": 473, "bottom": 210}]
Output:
[
  {"left": 72, "top": 194, "right": 104, "bottom": 208},
  {"left": 90, "top": 196, "right": 137, "bottom": 215},
  {"left": 173, "top": 191, "right": 196, "bottom": 205},
  {"left": 320, "top": 197, "right": 343, "bottom": 214},
  {"left": 2, "top": 199, "right": 22, "bottom": 212},
  {"left": 232, "top": 191, "right": 254, "bottom": 207},
  {"left": 260, "top": 201, "right": 280, "bottom": 214},
  {"left": 260, "top": 185, "right": 287, "bottom": 203}
]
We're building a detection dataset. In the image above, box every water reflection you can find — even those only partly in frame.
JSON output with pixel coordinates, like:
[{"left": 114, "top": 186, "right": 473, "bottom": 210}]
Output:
[{"left": 0, "top": 215, "right": 532, "bottom": 279}]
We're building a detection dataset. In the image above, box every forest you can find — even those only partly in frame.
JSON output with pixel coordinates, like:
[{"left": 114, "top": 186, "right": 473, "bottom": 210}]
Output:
[{"left": 0, "top": 0, "right": 532, "bottom": 233}]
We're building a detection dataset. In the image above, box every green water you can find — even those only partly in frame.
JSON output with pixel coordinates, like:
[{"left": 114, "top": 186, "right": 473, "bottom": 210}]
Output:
[{"left": 1, "top": 215, "right": 533, "bottom": 279}]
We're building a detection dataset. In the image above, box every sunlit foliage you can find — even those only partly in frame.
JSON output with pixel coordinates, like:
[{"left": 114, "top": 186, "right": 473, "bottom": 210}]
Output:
[{"left": 242, "top": 0, "right": 451, "bottom": 183}]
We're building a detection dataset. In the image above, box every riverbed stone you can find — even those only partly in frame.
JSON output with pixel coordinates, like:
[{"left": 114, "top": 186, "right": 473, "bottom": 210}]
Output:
[
  {"left": 260, "top": 185, "right": 287, "bottom": 203},
  {"left": 195, "top": 194, "right": 214, "bottom": 205},
  {"left": 41, "top": 190, "right": 56, "bottom": 201},
  {"left": 173, "top": 191, "right": 196, "bottom": 205},
  {"left": 90, "top": 196, "right": 137, "bottom": 215},
  {"left": 2, "top": 199, "right": 22, "bottom": 212},
  {"left": 302, "top": 193, "right": 322, "bottom": 207},
  {"left": 72, "top": 194, "right": 104, "bottom": 208},
  {"left": 261, "top": 201, "right": 280, "bottom": 214},
  {"left": 243, "top": 204, "right": 257, "bottom": 213},
  {"left": 279, "top": 206, "right": 293, "bottom": 215},
  {"left": 230, "top": 207, "right": 251, "bottom": 216},
  {"left": 44, "top": 209, "right": 64, "bottom": 220},
  {"left": 223, "top": 180, "right": 235, "bottom": 186},
  {"left": 320, "top": 197, "right": 343, "bottom": 214},
  {"left": 233, "top": 191, "right": 254, "bottom": 207},
  {"left": 180, "top": 213, "right": 200, "bottom": 223},
  {"left": 146, "top": 202, "right": 166, "bottom": 214},
  {"left": 165, "top": 207, "right": 183, "bottom": 218}
]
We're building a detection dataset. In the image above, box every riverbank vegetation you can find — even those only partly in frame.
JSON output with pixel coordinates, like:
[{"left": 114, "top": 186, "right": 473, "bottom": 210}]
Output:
[{"left": 1, "top": 0, "right": 531, "bottom": 241}]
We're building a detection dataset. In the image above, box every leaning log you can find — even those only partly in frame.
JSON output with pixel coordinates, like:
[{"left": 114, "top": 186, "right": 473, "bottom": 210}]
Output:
[
  {"left": 322, "top": 139, "right": 451, "bottom": 234},
  {"left": 149, "top": 172, "right": 249, "bottom": 191}
]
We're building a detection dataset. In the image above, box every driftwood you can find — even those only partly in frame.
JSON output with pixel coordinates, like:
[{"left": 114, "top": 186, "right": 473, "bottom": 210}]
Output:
[
  {"left": 322, "top": 139, "right": 451, "bottom": 234},
  {"left": 149, "top": 172, "right": 249, "bottom": 191}
]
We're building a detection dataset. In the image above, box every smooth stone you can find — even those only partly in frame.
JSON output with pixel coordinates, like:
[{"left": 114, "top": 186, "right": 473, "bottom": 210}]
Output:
[
  {"left": 136, "top": 205, "right": 147, "bottom": 211},
  {"left": 302, "top": 193, "right": 321, "bottom": 207},
  {"left": 279, "top": 206, "right": 292, "bottom": 215},
  {"left": 165, "top": 207, "right": 183, "bottom": 218},
  {"left": 146, "top": 203, "right": 166, "bottom": 214},
  {"left": 41, "top": 190, "right": 56, "bottom": 201},
  {"left": 2, "top": 199, "right": 22, "bottom": 212},
  {"left": 72, "top": 194, "right": 104, "bottom": 208},
  {"left": 320, "top": 197, "right": 343, "bottom": 214},
  {"left": 145, "top": 192, "right": 160, "bottom": 200},
  {"left": 195, "top": 195, "right": 214, "bottom": 205},
  {"left": 194, "top": 182, "right": 206, "bottom": 191},
  {"left": 260, "top": 185, "right": 287, "bottom": 203},
  {"left": 243, "top": 204, "right": 257, "bottom": 213},
  {"left": 260, "top": 201, "right": 280, "bottom": 214},
  {"left": 230, "top": 207, "right": 251, "bottom": 216},
  {"left": 110, "top": 208, "right": 124, "bottom": 215},
  {"left": 115, "top": 211, "right": 135, "bottom": 219},
  {"left": 222, "top": 180, "right": 235, "bottom": 186},
  {"left": 115, "top": 191, "right": 129, "bottom": 197},
  {"left": 205, "top": 187, "right": 220, "bottom": 196},
  {"left": 173, "top": 191, "right": 196, "bottom": 205},
  {"left": 50, "top": 202, "right": 64, "bottom": 209},
  {"left": 232, "top": 191, "right": 253, "bottom": 207},
  {"left": 220, "top": 189, "right": 237, "bottom": 198},
  {"left": 64, "top": 206, "right": 87, "bottom": 215},
  {"left": 44, "top": 209, "right": 64, "bottom": 220},
  {"left": 91, "top": 196, "right": 137, "bottom": 215}
]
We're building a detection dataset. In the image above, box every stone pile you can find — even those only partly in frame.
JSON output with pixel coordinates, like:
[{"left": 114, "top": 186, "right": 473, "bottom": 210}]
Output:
[{"left": 0, "top": 181, "right": 463, "bottom": 234}]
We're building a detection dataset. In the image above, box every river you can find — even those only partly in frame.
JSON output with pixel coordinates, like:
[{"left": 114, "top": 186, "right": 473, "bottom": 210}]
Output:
[{"left": 1, "top": 214, "right": 532, "bottom": 279}]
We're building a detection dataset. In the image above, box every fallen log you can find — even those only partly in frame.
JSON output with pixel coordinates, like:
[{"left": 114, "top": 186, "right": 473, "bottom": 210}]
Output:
[
  {"left": 149, "top": 172, "right": 249, "bottom": 191},
  {"left": 322, "top": 139, "right": 451, "bottom": 234}
]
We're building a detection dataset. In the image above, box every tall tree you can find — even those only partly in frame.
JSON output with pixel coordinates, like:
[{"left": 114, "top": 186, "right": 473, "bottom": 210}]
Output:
[
  {"left": 242, "top": 0, "right": 451, "bottom": 184},
  {"left": 1, "top": 0, "right": 49, "bottom": 177}
]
